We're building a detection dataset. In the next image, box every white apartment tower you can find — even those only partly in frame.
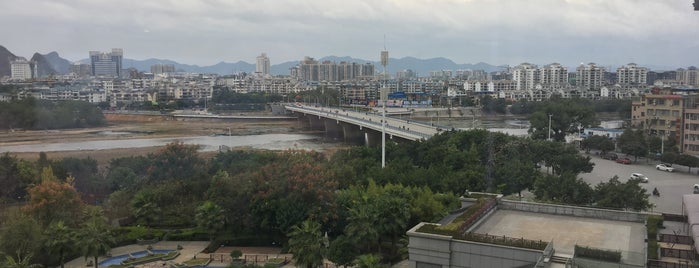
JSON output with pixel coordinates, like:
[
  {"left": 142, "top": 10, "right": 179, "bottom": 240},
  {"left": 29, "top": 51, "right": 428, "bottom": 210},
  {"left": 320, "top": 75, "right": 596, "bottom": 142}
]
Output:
[
  {"left": 539, "top": 63, "right": 568, "bottom": 88},
  {"left": 576, "top": 63, "right": 605, "bottom": 90},
  {"left": 10, "top": 58, "right": 35, "bottom": 80},
  {"left": 512, "top": 63, "right": 539, "bottom": 91},
  {"left": 256, "top": 53, "right": 271, "bottom": 76},
  {"left": 617, "top": 63, "right": 647, "bottom": 85}
]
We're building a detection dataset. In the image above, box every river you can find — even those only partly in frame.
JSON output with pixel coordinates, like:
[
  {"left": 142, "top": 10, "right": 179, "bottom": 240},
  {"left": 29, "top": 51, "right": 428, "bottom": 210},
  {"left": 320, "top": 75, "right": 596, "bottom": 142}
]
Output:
[{"left": 0, "top": 112, "right": 622, "bottom": 153}]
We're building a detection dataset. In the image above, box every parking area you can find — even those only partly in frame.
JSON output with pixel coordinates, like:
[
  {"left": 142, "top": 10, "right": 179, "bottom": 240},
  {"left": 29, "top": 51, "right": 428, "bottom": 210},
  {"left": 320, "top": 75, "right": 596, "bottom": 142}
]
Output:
[{"left": 578, "top": 151, "right": 699, "bottom": 214}]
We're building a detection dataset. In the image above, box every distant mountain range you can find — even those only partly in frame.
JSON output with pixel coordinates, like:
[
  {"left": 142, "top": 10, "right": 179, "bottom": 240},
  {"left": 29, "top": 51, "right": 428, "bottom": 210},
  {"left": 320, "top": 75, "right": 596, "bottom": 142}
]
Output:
[
  {"left": 0, "top": 44, "right": 683, "bottom": 78},
  {"left": 114, "top": 55, "right": 506, "bottom": 76}
]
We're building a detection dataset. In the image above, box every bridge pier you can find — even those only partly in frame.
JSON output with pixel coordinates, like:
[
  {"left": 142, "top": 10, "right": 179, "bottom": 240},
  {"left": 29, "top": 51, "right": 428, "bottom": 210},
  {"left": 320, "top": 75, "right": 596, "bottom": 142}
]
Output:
[
  {"left": 308, "top": 115, "right": 324, "bottom": 131},
  {"left": 341, "top": 122, "right": 364, "bottom": 145},
  {"left": 324, "top": 118, "right": 343, "bottom": 139}
]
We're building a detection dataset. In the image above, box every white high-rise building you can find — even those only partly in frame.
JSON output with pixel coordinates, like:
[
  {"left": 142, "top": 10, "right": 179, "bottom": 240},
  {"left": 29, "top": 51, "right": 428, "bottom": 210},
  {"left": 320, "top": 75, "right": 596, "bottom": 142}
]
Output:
[
  {"left": 256, "top": 53, "right": 270, "bottom": 76},
  {"left": 512, "top": 63, "right": 539, "bottom": 91},
  {"left": 539, "top": 63, "right": 568, "bottom": 88},
  {"left": 617, "top": 63, "right": 647, "bottom": 85},
  {"left": 576, "top": 63, "right": 605, "bottom": 90},
  {"left": 10, "top": 58, "right": 34, "bottom": 80}
]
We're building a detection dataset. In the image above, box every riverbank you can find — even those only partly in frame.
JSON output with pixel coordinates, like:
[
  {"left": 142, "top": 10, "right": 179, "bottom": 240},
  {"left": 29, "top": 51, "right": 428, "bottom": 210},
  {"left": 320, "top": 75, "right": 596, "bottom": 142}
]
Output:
[{"left": 0, "top": 117, "right": 308, "bottom": 166}]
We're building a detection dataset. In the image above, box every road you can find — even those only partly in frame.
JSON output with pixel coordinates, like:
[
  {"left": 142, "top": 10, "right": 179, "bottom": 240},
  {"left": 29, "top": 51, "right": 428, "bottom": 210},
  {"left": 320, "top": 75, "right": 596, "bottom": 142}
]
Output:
[{"left": 578, "top": 152, "right": 699, "bottom": 214}]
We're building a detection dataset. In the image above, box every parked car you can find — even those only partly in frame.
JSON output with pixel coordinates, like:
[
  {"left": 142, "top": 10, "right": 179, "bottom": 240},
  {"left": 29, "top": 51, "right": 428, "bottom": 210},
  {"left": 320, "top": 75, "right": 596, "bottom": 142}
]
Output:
[
  {"left": 656, "top": 163, "right": 674, "bottom": 172},
  {"left": 631, "top": 173, "right": 649, "bottom": 183},
  {"left": 601, "top": 152, "right": 618, "bottom": 160},
  {"left": 616, "top": 157, "right": 631, "bottom": 164}
]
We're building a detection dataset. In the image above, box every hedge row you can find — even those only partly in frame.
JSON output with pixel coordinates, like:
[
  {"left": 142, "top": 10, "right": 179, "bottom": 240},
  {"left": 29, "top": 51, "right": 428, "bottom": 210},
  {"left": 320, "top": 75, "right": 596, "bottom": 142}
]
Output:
[{"left": 574, "top": 245, "right": 621, "bottom": 263}]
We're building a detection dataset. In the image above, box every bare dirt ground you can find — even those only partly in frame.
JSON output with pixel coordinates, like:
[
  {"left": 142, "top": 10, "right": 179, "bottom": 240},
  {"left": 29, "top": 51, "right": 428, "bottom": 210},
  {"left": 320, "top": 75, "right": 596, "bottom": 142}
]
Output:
[{"left": 0, "top": 115, "right": 304, "bottom": 166}]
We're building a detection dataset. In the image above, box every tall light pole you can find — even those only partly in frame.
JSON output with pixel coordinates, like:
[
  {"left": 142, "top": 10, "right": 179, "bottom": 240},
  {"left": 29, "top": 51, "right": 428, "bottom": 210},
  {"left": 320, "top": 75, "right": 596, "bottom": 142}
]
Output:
[
  {"left": 381, "top": 49, "right": 388, "bottom": 168},
  {"left": 548, "top": 114, "right": 553, "bottom": 141}
]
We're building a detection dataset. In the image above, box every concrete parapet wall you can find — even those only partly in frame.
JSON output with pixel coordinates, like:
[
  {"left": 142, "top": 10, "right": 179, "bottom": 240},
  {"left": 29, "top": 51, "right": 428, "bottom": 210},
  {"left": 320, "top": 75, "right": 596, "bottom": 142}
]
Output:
[
  {"left": 407, "top": 222, "right": 543, "bottom": 268},
  {"left": 499, "top": 199, "right": 648, "bottom": 223}
]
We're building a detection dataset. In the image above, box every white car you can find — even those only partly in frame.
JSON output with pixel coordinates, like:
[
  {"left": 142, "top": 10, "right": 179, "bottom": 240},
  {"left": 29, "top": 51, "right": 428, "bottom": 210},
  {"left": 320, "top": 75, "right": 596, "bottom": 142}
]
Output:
[
  {"left": 656, "top": 163, "right": 674, "bottom": 172},
  {"left": 630, "top": 173, "right": 649, "bottom": 183}
]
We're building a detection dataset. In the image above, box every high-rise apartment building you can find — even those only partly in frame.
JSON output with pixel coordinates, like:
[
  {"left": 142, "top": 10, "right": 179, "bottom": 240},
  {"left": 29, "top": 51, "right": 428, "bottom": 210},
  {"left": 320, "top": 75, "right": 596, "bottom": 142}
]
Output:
[
  {"left": 576, "top": 63, "right": 605, "bottom": 90},
  {"left": 617, "top": 63, "right": 648, "bottom": 85},
  {"left": 256, "top": 53, "right": 271, "bottom": 76},
  {"left": 296, "top": 57, "right": 374, "bottom": 82},
  {"left": 151, "top": 64, "right": 175, "bottom": 74},
  {"left": 89, "top": 48, "right": 123, "bottom": 77},
  {"left": 10, "top": 57, "right": 35, "bottom": 80},
  {"left": 677, "top": 67, "right": 699, "bottom": 87},
  {"left": 512, "top": 63, "right": 539, "bottom": 91},
  {"left": 539, "top": 63, "right": 568, "bottom": 88}
]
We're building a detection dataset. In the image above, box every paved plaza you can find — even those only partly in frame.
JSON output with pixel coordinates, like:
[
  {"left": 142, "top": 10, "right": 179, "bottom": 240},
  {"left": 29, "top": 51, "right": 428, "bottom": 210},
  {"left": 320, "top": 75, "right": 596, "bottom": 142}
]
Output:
[{"left": 474, "top": 210, "right": 646, "bottom": 255}]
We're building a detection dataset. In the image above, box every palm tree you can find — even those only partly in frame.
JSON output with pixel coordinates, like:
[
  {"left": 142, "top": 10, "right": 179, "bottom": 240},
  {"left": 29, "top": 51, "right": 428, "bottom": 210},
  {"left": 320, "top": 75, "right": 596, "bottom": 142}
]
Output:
[
  {"left": 3, "top": 251, "right": 42, "bottom": 268},
  {"left": 78, "top": 220, "right": 115, "bottom": 268},
  {"left": 131, "top": 191, "right": 161, "bottom": 236},
  {"left": 44, "top": 221, "right": 74, "bottom": 268},
  {"left": 287, "top": 220, "right": 324, "bottom": 268},
  {"left": 195, "top": 201, "right": 225, "bottom": 242}
]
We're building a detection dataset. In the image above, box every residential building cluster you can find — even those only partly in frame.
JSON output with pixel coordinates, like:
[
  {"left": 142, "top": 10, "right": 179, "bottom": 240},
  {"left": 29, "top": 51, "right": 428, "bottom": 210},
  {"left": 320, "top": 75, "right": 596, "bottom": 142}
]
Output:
[
  {"left": 631, "top": 86, "right": 699, "bottom": 155},
  {"left": 2, "top": 49, "right": 699, "bottom": 114}
]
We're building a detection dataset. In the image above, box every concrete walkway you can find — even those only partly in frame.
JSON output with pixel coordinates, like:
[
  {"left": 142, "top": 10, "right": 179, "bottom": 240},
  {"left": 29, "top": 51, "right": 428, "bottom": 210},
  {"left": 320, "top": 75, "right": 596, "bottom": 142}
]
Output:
[{"left": 63, "top": 241, "right": 208, "bottom": 268}]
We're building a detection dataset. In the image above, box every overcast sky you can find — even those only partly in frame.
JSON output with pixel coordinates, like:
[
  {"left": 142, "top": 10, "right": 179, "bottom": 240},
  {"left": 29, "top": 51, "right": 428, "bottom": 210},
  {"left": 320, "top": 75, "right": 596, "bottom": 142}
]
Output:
[{"left": 2, "top": 0, "right": 698, "bottom": 69}]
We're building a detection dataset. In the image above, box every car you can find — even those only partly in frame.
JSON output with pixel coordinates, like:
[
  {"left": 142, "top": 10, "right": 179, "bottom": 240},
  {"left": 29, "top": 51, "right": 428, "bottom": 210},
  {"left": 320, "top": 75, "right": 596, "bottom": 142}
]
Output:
[
  {"left": 601, "top": 152, "right": 618, "bottom": 160},
  {"left": 656, "top": 163, "right": 674, "bottom": 172},
  {"left": 616, "top": 157, "right": 631, "bottom": 164},
  {"left": 631, "top": 173, "right": 649, "bottom": 183}
]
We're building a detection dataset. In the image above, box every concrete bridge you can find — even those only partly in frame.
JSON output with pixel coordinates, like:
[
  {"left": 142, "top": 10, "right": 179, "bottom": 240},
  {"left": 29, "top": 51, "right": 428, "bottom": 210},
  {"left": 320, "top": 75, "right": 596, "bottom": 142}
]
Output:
[{"left": 283, "top": 103, "right": 444, "bottom": 145}]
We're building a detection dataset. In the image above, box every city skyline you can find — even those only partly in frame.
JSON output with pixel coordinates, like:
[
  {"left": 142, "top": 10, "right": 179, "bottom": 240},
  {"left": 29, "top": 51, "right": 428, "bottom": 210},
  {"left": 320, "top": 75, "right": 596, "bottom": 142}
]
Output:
[{"left": 1, "top": 0, "right": 698, "bottom": 68}]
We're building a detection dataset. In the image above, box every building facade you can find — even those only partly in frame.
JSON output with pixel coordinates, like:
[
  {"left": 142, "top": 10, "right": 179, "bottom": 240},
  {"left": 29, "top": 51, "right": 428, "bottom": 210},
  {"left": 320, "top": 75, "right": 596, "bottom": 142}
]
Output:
[
  {"left": 576, "top": 63, "right": 605, "bottom": 91},
  {"left": 10, "top": 58, "right": 35, "bottom": 80},
  {"left": 89, "top": 48, "right": 123, "bottom": 77},
  {"left": 617, "top": 63, "right": 648, "bottom": 86},
  {"left": 256, "top": 53, "right": 270, "bottom": 76}
]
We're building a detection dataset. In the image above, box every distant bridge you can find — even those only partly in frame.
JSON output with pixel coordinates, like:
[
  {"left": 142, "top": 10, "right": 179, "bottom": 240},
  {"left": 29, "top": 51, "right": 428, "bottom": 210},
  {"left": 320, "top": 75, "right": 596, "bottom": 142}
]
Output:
[{"left": 283, "top": 103, "right": 445, "bottom": 145}]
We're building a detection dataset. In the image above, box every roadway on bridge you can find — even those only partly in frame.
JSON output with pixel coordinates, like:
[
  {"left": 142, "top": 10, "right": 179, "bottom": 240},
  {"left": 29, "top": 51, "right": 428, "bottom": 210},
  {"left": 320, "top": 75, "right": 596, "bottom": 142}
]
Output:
[{"left": 285, "top": 104, "right": 445, "bottom": 141}]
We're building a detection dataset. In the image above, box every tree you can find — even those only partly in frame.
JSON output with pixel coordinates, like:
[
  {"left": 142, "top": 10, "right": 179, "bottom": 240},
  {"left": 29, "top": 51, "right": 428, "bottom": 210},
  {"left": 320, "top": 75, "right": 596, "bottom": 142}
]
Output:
[
  {"left": 528, "top": 98, "right": 597, "bottom": 142},
  {"left": 580, "top": 135, "right": 615, "bottom": 154},
  {"left": 617, "top": 129, "right": 648, "bottom": 162},
  {"left": 130, "top": 191, "right": 161, "bottom": 233},
  {"left": 326, "top": 235, "right": 358, "bottom": 268},
  {"left": 44, "top": 221, "right": 74, "bottom": 268},
  {"left": 23, "top": 167, "right": 85, "bottom": 227},
  {"left": 594, "top": 176, "right": 652, "bottom": 211},
  {"left": 354, "top": 254, "right": 384, "bottom": 268},
  {"left": 533, "top": 173, "right": 594, "bottom": 205},
  {"left": 2, "top": 252, "right": 41, "bottom": 268},
  {"left": 0, "top": 153, "right": 36, "bottom": 202},
  {"left": 0, "top": 215, "right": 43, "bottom": 264},
  {"left": 287, "top": 220, "right": 325, "bottom": 268},
  {"left": 676, "top": 154, "right": 699, "bottom": 173},
  {"left": 147, "top": 142, "right": 206, "bottom": 181},
  {"left": 78, "top": 218, "right": 114, "bottom": 268},
  {"left": 195, "top": 201, "right": 226, "bottom": 242}
]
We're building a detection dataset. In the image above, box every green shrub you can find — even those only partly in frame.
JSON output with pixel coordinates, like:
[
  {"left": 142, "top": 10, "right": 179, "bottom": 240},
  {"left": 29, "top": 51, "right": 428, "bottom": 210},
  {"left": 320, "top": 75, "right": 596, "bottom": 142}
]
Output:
[{"left": 574, "top": 245, "right": 621, "bottom": 263}]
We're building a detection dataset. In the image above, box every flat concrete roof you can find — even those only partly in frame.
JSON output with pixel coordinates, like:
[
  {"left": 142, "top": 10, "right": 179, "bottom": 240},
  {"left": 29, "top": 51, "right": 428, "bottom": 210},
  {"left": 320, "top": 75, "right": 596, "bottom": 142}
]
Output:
[{"left": 473, "top": 210, "right": 646, "bottom": 255}]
